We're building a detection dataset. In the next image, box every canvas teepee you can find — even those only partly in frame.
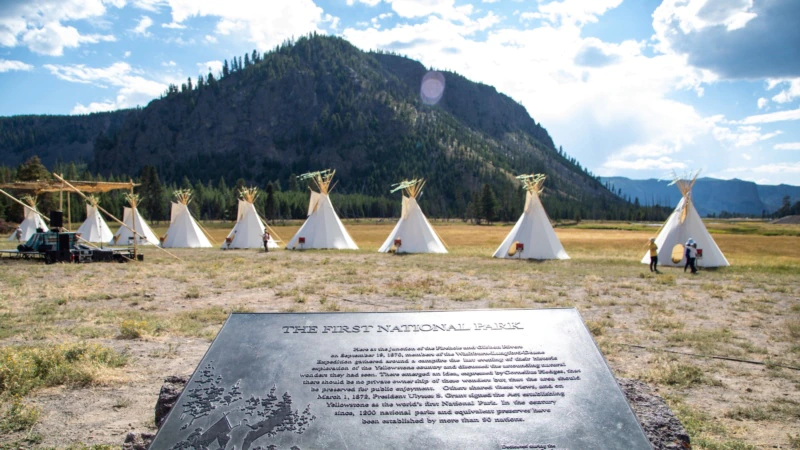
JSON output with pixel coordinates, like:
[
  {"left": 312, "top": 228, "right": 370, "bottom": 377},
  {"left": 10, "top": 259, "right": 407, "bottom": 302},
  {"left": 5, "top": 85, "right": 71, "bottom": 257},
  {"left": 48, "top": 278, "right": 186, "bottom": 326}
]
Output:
[
  {"left": 111, "top": 193, "right": 160, "bottom": 246},
  {"left": 7, "top": 195, "right": 47, "bottom": 242},
  {"left": 222, "top": 187, "right": 280, "bottom": 249},
  {"left": 75, "top": 196, "right": 114, "bottom": 243},
  {"left": 378, "top": 179, "right": 447, "bottom": 254},
  {"left": 641, "top": 171, "right": 729, "bottom": 267},
  {"left": 493, "top": 174, "right": 569, "bottom": 260},
  {"left": 286, "top": 170, "right": 358, "bottom": 250},
  {"left": 162, "top": 190, "right": 213, "bottom": 248}
]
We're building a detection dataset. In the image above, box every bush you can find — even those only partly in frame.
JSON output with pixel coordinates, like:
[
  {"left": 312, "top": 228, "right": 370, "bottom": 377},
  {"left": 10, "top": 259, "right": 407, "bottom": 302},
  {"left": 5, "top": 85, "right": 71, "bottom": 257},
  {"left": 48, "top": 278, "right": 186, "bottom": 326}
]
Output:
[
  {"left": 0, "top": 398, "right": 40, "bottom": 433},
  {"left": 118, "top": 320, "right": 148, "bottom": 339},
  {"left": 0, "top": 343, "right": 127, "bottom": 397}
]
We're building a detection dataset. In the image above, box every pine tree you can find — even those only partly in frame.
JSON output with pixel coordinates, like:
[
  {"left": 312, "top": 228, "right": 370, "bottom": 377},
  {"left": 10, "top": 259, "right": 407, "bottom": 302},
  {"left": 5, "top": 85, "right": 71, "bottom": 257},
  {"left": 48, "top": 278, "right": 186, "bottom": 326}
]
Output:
[
  {"left": 480, "top": 183, "right": 497, "bottom": 224},
  {"left": 265, "top": 182, "right": 276, "bottom": 220}
]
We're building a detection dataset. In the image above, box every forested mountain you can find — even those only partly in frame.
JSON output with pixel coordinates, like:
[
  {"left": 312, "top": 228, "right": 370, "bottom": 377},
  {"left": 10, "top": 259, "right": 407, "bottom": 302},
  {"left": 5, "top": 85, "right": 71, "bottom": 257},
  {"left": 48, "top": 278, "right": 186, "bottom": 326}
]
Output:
[
  {"left": 603, "top": 176, "right": 800, "bottom": 217},
  {"left": 0, "top": 112, "right": 131, "bottom": 168},
  {"left": 1, "top": 34, "right": 652, "bottom": 222}
]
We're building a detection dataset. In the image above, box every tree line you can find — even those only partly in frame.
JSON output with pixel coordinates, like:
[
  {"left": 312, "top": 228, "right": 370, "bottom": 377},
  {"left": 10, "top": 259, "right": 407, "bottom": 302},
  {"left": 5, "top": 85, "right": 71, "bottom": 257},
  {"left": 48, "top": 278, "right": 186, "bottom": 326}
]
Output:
[{"left": 1, "top": 157, "right": 670, "bottom": 228}]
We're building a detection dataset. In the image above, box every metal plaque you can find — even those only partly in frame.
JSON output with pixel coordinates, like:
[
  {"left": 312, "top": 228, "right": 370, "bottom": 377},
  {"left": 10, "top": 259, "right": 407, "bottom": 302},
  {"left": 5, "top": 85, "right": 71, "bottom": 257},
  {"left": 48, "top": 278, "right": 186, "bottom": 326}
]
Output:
[{"left": 150, "top": 309, "right": 651, "bottom": 450}]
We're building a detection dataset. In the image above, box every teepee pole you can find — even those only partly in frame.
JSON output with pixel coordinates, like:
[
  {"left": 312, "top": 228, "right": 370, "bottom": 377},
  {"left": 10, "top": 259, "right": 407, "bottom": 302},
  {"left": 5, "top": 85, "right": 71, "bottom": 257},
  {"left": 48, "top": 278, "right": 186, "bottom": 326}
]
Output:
[
  {"left": 130, "top": 181, "right": 137, "bottom": 261},
  {"left": 0, "top": 188, "right": 49, "bottom": 222},
  {"left": 194, "top": 219, "right": 217, "bottom": 245},
  {"left": 257, "top": 212, "right": 285, "bottom": 243}
]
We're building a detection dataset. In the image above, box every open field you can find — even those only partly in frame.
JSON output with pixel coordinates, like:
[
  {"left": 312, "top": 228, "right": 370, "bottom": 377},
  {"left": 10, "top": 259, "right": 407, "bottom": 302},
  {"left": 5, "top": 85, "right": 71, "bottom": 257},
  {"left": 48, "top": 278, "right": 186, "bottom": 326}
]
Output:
[{"left": 1, "top": 220, "right": 799, "bottom": 449}]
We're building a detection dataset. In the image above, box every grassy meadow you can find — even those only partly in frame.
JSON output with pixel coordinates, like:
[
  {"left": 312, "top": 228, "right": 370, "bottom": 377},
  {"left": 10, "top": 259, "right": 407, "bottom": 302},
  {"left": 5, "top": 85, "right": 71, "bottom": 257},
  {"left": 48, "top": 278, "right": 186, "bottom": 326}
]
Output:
[{"left": 0, "top": 219, "right": 798, "bottom": 449}]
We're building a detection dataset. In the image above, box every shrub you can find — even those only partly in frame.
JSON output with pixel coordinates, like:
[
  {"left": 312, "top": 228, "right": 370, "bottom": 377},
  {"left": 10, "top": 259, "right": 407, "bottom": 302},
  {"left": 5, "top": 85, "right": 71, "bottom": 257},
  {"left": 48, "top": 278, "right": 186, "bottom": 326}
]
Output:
[{"left": 0, "top": 343, "right": 127, "bottom": 397}]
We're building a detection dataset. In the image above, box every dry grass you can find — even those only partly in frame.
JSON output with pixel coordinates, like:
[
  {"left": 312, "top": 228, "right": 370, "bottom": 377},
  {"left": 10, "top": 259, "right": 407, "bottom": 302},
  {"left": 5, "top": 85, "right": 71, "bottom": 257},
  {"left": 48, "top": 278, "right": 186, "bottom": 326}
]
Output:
[{"left": 0, "top": 220, "right": 798, "bottom": 448}]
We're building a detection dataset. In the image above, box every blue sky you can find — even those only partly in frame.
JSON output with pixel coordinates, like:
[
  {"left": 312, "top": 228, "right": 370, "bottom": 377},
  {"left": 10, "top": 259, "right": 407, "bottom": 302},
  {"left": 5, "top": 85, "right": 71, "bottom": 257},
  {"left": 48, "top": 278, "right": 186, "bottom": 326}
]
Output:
[{"left": 1, "top": 0, "right": 799, "bottom": 185}]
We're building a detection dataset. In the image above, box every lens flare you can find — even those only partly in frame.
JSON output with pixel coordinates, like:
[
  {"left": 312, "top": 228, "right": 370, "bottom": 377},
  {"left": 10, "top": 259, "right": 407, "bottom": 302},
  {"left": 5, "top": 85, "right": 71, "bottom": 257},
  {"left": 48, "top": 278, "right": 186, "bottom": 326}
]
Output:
[{"left": 420, "top": 71, "right": 445, "bottom": 105}]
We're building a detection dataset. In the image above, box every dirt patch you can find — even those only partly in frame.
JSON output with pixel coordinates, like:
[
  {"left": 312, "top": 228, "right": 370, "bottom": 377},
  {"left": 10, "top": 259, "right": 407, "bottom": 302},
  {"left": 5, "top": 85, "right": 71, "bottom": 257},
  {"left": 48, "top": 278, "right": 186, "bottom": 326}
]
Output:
[{"left": 0, "top": 224, "right": 798, "bottom": 449}]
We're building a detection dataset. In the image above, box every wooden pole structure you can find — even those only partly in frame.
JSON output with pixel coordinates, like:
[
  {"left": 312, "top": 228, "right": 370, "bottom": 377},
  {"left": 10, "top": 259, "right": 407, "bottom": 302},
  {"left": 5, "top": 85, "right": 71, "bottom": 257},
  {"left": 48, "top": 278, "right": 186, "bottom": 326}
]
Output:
[
  {"left": 52, "top": 173, "right": 183, "bottom": 262},
  {"left": 130, "top": 180, "right": 137, "bottom": 261},
  {"left": 0, "top": 188, "right": 50, "bottom": 222}
]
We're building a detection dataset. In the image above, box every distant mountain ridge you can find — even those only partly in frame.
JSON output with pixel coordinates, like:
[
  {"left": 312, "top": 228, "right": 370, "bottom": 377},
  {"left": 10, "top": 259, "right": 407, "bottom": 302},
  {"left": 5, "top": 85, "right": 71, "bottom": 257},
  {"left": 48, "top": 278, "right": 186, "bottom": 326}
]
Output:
[
  {"left": 0, "top": 34, "right": 653, "bottom": 221},
  {"left": 602, "top": 176, "right": 800, "bottom": 216}
]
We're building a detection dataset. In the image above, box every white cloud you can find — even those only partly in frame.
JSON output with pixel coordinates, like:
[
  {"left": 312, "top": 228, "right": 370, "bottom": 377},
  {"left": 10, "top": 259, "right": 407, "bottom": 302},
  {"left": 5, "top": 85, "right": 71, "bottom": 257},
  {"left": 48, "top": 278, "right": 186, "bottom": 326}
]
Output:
[
  {"left": 132, "top": 16, "right": 153, "bottom": 36},
  {"left": 72, "top": 100, "right": 118, "bottom": 114},
  {"left": 518, "top": 12, "right": 536, "bottom": 22},
  {"left": 43, "top": 61, "right": 168, "bottom": 113},
  {"left": 370, "top": 0, "right": 473, "bottom": 22},
  {"left": 0, "top": 0, "right": 120, "bottom": 55},
  {"left": 131, "top": 0, "right": 163, "bottom": 12},
  {"left": 739, "top": 107, "right": 800, "bottom": 125},
  {"left": 324, "top": 13, "right": 340, "bottom": 31},
  {"left": 161, "top": 21, "right": 186, "bottom": 29},
  {"left": 344, "top": 7, "right": 719, "bottom": 178},
  {"left": 527, "top": 0, "right": 623, "bottom": 27},
  {"left": 0, "top": 58, "right": 33, "bottom": 72},
  {"left": 197, "top": 60, "right": 223, "bottom": 75},
  {"left": 652, "top": 0, "right": 799, "bottom": 80},
  {"left": 757, "top": 97, "right": 768, "bottom": 109},
  {"left": 166, "top": 0, "right": 327, "bottom": 50},
  {"left": 602, "top": 156, "right": 688, "bottom": 171},
  {"left": 711, "top": 121, "right": 782, "bottom": 147},
  {"left": 768, "top": 78, "right": 800, "bottom": 104},
  {"left": 724, "top": 162, "right": 800, "bottom": 175},
  {"left": 123, "top": 50, "right": 131, "bottom": 57},
  {"left": 775, "top": 143, "right": 800, "bottom": 150},
  {"left": 20, "top": 22, "right": 115, "bottom": 56},
  {"left": 347, "top": 0, "right": 381, "bottom": 6}
]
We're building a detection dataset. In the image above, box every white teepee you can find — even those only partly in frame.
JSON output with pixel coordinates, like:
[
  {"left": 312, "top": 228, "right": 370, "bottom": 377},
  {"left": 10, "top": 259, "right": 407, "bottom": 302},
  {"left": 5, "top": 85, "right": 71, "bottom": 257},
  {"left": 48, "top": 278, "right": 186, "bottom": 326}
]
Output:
[
  {"left": 493, "top": 174, "right": 569, "bottom": 260},
  {"left": 379, "top": 179, "right": 447, "bottom": 254},
  {"left": 641, "top": 172, "right": 729, "bottom": 267},
  {"left": 7, "top": 196, "right": 47, "bottom": 242},
  {"left": 111, "top": 193, "right": 160, "bottom": 246},
  {"left": 286, "top": 169, "right": 358, "bottom": 250},
  {"left": 76, "top": 197, "right": 114, "bottom": 243},
  {"left": 162, "top": 190, "right": 213, "bottom": 248},
  {"left": 222, "top": 187, "right": 279, "bottom": 249}
]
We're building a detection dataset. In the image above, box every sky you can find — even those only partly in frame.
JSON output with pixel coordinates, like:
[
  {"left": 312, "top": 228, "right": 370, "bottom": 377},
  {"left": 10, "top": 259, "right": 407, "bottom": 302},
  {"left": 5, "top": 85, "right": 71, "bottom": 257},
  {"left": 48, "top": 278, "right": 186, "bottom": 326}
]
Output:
[{"left": 1, "top": 0, "right": 799, "bottom": 185}]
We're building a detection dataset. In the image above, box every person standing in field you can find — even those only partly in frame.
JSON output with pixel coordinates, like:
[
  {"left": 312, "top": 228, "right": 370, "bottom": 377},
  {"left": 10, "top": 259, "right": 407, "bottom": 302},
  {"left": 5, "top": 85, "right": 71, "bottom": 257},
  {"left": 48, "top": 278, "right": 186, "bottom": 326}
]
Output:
[
  {"left": 648, "top": 238, "right": 659, "bottom": 273},
  {"left": 689, "top": 242, "right": 697, "bottom": 274},
  {"left": 262, "top": 229, "right": 270, "bottom": 253},
  {"left": 684, "top": 238, "right": 693, "bottom": 272},
  {"left": 14, "top": 227, "right": 22, "bottom": 243},
  {"left": 684, "top": 239, "right": 697, "bottom": 274}
]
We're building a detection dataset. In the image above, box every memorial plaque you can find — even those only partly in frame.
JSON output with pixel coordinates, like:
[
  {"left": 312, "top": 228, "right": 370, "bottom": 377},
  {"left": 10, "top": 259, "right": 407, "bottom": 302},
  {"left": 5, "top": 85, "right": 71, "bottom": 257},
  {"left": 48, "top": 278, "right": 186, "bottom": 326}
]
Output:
[{"left": 150, "top": 309, "right": 651, "bottom": 450}]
